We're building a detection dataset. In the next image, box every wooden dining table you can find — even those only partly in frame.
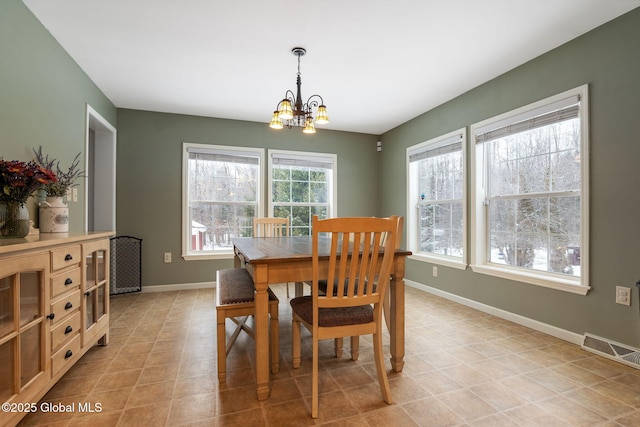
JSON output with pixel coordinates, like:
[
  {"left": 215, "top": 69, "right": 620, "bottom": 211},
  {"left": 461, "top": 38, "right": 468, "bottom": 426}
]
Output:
[{"left": 232, "top": 235, "right": 412, "bottom": 401}]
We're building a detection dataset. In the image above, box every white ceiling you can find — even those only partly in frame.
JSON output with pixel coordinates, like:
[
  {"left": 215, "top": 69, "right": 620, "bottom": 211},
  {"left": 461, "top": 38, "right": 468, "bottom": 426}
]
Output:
[{"left": 23, "top": 0, "right": 640, "bottom": 135}]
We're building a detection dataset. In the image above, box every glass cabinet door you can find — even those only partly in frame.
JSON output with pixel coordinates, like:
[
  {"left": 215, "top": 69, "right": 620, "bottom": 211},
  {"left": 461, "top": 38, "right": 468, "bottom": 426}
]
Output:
[
  {"left": 0, "top": 253, "right": 48, "bottom": 402},
  {"left": 20, "top": 270, "right": 43, "bottom": 389},
  {"left": 0, "top": 274, "right": 16, "bottom": 403},
  {"left": 84, "top": 289, "right": 95, "bottom": 330},
  {"left": 0, "top": 338, "right": 15, "bottom": 403},
  {"left": 83, "top": 243, "right": 109, "bottom": 344}
]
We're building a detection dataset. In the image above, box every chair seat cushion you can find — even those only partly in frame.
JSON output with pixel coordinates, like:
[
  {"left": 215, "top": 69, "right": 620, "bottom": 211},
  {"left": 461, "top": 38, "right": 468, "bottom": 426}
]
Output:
[
  {"left": 217, "top": 268, "right": 279, "bottom": 306},
  {"left": 218, "top": 268, "right": 255, "bottom": 304},
  {"left": 290, "top": 296, "right": 373, "bottom": 327}
]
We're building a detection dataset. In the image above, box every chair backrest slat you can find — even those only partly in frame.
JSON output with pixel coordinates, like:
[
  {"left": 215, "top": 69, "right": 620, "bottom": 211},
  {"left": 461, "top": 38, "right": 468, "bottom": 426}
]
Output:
[
  {"left": 253, "top": 217, "right": 289, "bottom": 237},
  {"left": 312, "top": 216, "right": 398, "bottom": 310}
]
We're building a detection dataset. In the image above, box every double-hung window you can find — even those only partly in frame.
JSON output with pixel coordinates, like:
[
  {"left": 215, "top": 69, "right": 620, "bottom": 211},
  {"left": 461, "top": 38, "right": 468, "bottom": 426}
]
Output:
[
  {"left": 182, "top": 143, "right": 263, "bottom": 259},
  {"left": 268, "top": 150, "right": 337, "bottom": 236},
  {"left": 407, "top": 129, "right": 466, "bottom": 268},
  {"left": 470, "top": 85, "right": 589, "bottom": 293}
]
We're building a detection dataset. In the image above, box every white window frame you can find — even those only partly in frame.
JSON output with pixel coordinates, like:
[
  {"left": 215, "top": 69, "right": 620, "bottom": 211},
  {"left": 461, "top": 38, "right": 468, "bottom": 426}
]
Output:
[
  {"left": 470, "top": 85, "right": 590, "bottom": 295},
  {"left": 267, "top": 149, "right": 337, "bottom": 235},
  {"left": 182, "top": 143, "right": 264, "bottom": 260},
  {"left": 407, "top": 129, "right": 467, "bottom": 269}
]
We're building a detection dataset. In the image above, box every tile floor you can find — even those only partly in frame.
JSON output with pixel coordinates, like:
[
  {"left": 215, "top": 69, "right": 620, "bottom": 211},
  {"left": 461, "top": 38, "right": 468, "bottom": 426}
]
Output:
[{"left": 18, "top": 284, "right": 640, "bottom": 426}]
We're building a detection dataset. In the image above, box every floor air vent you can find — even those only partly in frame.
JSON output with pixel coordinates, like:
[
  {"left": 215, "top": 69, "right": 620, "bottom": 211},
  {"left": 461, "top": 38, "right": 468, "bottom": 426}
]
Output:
[{"left": 582, "top": 333, "right": 640, "bottom": 370}]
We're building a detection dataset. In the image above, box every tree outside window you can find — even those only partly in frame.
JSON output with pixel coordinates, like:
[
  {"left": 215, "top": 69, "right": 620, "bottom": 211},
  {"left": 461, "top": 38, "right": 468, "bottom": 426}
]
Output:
[
  {"left": 486, "top": 121, "right": 581, "bottom": 276},
  {"left": 183, "top": 144, "right": 262, "bottom": 256},
  {"left": 471, "top": 85, "right": 589, "bottom": 291},
  {"left": 407, "top": 130, "right": 466, "bottom": 267},
  {"left": 269, "top": 151, "right": 336, "bottom": 235}
]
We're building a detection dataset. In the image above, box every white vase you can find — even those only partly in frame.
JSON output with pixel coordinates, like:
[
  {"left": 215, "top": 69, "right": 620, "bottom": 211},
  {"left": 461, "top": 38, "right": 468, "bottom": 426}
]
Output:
[{"left": 39, "top": 196, "right": 69, "bottom": 233}]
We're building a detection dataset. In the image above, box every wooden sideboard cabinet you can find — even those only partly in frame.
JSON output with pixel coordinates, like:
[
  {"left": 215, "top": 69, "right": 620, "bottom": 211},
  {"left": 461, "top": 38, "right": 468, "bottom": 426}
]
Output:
[{"left": 0, "top": 232, "right": 113, "bottom": 427}]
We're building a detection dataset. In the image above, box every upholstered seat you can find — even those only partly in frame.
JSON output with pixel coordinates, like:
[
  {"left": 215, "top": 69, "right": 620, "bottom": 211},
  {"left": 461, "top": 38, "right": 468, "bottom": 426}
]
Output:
[
  {"left": 216, "top": 268, "right": 279, "bottom": 382},
  {"left": 289, "top": 296, "right": 374, "bottom": 327}
]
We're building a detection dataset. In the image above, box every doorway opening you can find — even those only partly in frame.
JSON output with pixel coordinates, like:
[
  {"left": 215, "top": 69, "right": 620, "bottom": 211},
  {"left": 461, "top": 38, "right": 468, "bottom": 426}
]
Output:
[{"left": 85, "top": 105, "right": 117, "bottom": 232}]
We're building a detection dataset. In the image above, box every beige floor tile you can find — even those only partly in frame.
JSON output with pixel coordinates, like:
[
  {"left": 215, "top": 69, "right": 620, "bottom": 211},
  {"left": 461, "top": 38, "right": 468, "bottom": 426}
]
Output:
[
  {"left": 126, "top": 379, "right": 176, "bottom": 408},
  {"left": 436, "top": 389, "right": 498, "bottom": 422},
  {"left": 117, "top": 402, "right": 170, "bottom": 427},
  {"left": 303, "top": 390, "right": 360, "bottom": 423},
  {"left": 216, "top": 385, "right": 261, "bottom": 415},
  {"left": 361, "top": 405, "right": 419, "bottom": 427},
  {"left": 94, "top": 369, "right": 142, "bottom": 392},
  {"left": 402, "top": 396, "right": 464, "bottom": 427},
  {"left": 83, "top": 386, "right": 133, "bottom": 414},
  {"left": 167, "top": 392, "right": 217, "bottom": 425},
  {"left": 537, "top": 394, "right": 607, "bottom": 425},
  {"left": 67, "top": 411, "right": 123, "bottom": 426},
  {"left": 562, "top": 386, "right": 635, "bottom": 419}
]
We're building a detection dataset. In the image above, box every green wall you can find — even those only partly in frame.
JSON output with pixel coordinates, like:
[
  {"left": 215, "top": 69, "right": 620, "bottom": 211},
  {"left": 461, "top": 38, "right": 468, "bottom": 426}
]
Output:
[
  {"left": 0, "top": 0, "right": 116, "bottom": 226},
  {"left": 379, "top": 7, "right": 640, "bottom": 347},
  {"left": 115, "top": 109, "right": 379, "bottom": 287}
]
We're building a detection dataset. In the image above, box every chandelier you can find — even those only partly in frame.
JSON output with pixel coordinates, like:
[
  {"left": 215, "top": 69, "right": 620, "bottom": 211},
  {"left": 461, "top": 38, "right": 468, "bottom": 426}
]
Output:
[{"left": 269, "top": 47, "right": 329, "bottom": 134}]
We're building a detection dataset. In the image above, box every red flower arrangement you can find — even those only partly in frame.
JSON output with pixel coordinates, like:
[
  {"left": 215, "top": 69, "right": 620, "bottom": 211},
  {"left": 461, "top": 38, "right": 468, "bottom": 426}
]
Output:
[{"left": 0, "top": 160, "right": 57, "bottom": 205}]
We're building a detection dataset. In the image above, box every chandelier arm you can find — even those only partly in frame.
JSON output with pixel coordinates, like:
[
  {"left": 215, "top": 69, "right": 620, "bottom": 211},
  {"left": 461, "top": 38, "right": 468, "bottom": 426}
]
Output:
[
  {"left": 305, "top": 94, "right": 325, "bottom": 107},
  {"left": 283, "top": 90, "right": 296, "bottom": 103}
]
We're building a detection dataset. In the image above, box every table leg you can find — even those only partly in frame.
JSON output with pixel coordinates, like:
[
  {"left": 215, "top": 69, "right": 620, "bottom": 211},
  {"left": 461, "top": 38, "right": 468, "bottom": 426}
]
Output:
[
  {"left": 294, "top": 282, "right": 304, "bottom": 297},
  {"left": 252, "top": 265, "right": 271, "bottom": 400},
  {"left": 389, "top": 257, "right": 406, "bottom": 372}
]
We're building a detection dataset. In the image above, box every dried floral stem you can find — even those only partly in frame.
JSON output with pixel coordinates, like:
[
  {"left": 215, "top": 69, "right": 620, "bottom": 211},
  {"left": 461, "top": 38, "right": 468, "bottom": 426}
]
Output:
[{"left": 33, "top": 146, "right": 86, "bottom": 197}]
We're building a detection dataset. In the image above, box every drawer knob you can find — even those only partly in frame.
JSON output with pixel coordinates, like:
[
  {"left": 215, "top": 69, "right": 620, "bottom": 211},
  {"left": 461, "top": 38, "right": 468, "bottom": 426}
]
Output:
[
  {"left": 65, "top": 325, "right": 73, "bottom": 334},
  {"left": 85, "top": 291, "right": 91, "bottom": 297},
  {"left": 47, "top": 313, "right": 55, "bottom": 320},
  {"left": 64, "top": 254, "right": 73, "bottom": 261},
  {"left": 64, "top": 302, "right": 73, "bottom": 310},
  {"left": 64, "top": 350, "right": 73, "bottom": 359},
  {"left": 64, "top": 278, "right": 73, "bottom": 285}
]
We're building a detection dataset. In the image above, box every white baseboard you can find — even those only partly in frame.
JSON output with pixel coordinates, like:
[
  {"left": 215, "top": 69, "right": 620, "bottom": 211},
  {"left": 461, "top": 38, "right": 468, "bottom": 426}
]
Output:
[
  {"left": 138, "top": 278, "right": 582, "bottom": 345},
  {"left": 141, "top": 281, "right": 215, "bottom": 293},
  {"left": 406, "top": 280, "right": 583, "bottom": 346}
]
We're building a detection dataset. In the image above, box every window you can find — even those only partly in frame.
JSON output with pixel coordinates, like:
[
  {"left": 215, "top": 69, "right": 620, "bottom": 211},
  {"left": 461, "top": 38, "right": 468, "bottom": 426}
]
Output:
[
  {"left": 407, "top": 129, "right": 466, "bottom": 268},
  {"left": 182, "top": 143, "right": 263, "bottom": 259},
  {"left": 470, "top": 85, "right": 589, "bottom": 294},
  {"left": 268, "top": 150, "right": 337, "bottom": 236}
]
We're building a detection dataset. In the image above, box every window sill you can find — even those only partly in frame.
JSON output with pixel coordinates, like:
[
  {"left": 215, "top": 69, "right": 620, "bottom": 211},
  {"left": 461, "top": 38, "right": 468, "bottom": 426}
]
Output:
[
  {"left": 410, "top": 253, "right": 468, "bottom": 270},
  {"left": 182, "top": 252, "right": 234, "bottom": 261},
  {"left": 470, "top": 263, "right": 590, "bottom": 295}
]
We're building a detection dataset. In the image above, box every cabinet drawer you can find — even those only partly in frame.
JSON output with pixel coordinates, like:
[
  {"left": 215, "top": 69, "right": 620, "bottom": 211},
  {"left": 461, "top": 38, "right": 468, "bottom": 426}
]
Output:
[
  {"left": 51, "top": 267, "right": 81, "bottom": 298},
  {"left": 51, "top": 334, "right": 81, "bottom": 377},
  {"left": 51, "top": 311, "right": 80, "bottom": 352},
  {"left": 50, "top": 290, "right": 81, "bottom": 324},
  {"left": 51, "top": 245, "right": 81, "bottom": 271}
]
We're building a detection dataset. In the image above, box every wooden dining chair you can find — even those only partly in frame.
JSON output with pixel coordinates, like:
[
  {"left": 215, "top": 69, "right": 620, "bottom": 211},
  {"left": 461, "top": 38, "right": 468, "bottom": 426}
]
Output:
[
  {"left": 253, "top": 217, "right": 293, "bottom": 297},
  {"left": 252, "top": 217, "right": 289, "bottom": 237},
  {"left": 319, "top": 216, "right": 404, "bottom": 358},
  {"left": 290, "top": 215, "right": 398, "bottom": 418}
]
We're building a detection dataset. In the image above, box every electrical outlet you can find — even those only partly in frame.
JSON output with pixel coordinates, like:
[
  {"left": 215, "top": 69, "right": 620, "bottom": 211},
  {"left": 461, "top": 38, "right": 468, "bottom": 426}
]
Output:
[
  {"left": 433, "top": 266, "right": 438, "bottom": 277},
  {"left": 616, "top": 286, "right": 631, "bottom": 306},
  {"left": 164, "top": 252, "right": 172, "bottom": 263},
  {"left": 72, "top": 188, "right": 78, "bottom": 202}
]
